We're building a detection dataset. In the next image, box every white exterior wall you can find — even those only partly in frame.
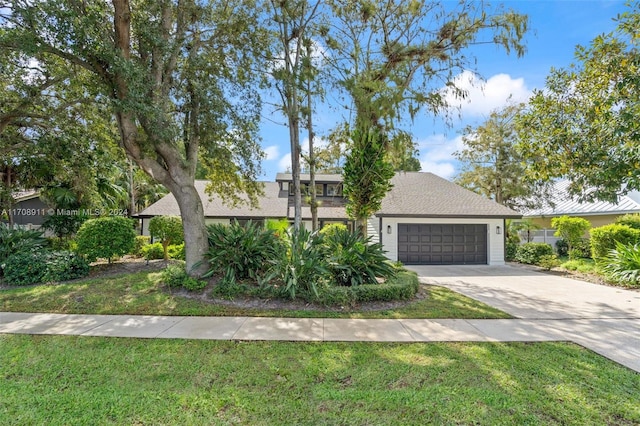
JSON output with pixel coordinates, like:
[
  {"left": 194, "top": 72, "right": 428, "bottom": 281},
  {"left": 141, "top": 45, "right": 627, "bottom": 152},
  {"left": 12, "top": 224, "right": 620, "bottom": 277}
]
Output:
[
  {"left": 367, "top": 217, "right": 380, "bottom": 244},
  {"left": 379, "top": 217, "right": 506, "bottom": 266}
]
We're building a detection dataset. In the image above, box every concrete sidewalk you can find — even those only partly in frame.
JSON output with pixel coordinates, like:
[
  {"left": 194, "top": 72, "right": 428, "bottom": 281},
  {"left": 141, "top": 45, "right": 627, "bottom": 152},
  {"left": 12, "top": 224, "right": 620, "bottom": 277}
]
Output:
[{"left": 1, "top": 311, "right": 639, "bottom": 373}]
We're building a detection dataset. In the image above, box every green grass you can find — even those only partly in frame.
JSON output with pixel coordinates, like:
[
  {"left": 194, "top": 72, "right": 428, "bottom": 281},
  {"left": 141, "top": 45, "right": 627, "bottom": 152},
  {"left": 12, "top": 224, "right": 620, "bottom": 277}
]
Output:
[
  {"left": 1, "top": 335, "right": 638, "bottom": 425},
  {"left": 0, "top": 271, "right": 511, "bottom": 319}
]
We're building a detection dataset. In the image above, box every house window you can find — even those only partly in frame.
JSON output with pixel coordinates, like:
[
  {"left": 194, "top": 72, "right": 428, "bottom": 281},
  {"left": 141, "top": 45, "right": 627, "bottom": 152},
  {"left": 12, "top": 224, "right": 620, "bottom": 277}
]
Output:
[{"left": 326, "top": 184, "right": 343, "bottom": 197}]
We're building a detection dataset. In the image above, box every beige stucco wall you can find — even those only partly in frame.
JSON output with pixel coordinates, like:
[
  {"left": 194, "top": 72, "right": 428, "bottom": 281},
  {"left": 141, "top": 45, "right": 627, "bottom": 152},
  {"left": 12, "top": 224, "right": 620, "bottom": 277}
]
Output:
[{"left": 378, "top": 217, "right": 505, "bottom": 265}]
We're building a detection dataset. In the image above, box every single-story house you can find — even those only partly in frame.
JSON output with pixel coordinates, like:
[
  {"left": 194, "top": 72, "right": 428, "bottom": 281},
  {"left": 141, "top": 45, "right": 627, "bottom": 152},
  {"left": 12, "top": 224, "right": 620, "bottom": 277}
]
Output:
[
  {"left": 1, "top": 190, "right": 49, "bottom": 228},
  {"left": 136, "top": 172, "right": 521, "bottom": 265},
  {"left": 522, "top": 180, "right": 640, "bottom": 245}
]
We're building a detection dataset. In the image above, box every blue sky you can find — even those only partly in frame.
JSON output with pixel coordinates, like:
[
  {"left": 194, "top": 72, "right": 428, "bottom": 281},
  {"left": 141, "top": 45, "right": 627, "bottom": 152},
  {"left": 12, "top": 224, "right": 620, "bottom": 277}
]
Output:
[{"left": 257, "top": 0, "right": 631, "bottom": 181}]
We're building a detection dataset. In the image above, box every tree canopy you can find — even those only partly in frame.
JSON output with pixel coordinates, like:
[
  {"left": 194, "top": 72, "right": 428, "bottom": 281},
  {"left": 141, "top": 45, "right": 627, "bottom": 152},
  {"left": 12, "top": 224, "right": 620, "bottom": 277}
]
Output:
[
  {"left": 516, "top": 3, "right": 640, "bottom": 203},
  {"left": 454, "top": 103, "right": 551, "bottom": 211}
]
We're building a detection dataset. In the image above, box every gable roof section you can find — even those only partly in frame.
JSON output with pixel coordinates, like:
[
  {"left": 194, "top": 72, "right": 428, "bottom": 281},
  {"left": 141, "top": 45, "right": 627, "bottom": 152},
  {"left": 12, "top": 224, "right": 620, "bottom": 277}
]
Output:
[
  {"left": 376, "top": 172, "right": 521, "bottom": 218},
  {"left": 523, "top": 180, "right": 640, "bottom": 217},
  {"left": 137, "top": 181, "right": 288, "bottom": 218}
]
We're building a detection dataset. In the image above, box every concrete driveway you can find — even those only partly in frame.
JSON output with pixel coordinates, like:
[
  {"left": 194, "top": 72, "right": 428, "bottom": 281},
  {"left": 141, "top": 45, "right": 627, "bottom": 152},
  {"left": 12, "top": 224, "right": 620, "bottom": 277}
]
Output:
[
  {"left": 407, "top": 264, "right": 640, "bottom": 320},
  {"left": 407, "top": 264, "right": 640, "bottom": 372}
]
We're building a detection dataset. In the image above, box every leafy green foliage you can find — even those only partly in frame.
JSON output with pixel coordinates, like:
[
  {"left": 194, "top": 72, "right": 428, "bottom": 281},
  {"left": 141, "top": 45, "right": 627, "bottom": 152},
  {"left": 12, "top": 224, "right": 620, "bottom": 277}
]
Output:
[
  {"left": 75, "top": 217, "right": 136, "bottom": 262},
  {"left": 319, "top": 223, "right": 348, "bottom": 239},
  {"left": 601, "top": 242, "right": 640, "bottom": 287},
  {"left": 555, "top": 239, "right": 569, "bottom": 257},
  {"left": 590, "top": 224, "right": 640, "bottom": 261},
  {"left": 551, "top": 216, "right": 591, "bottom": 255},
  {"left": 148, "top": 216, "right": 184, "bottom": 260},
  {"left": 321, "top": 228, "right": 396, "bottom": 287},
  {"left": 343, "top": 127, "right": 395, "bottom": 228},
  {"left": 615, "top": 213, "right": 640, "bottom": 230},
  {"left": 505, "top": 233, "right": 520, "bottom": 261},
  {"left": 42, "top": 213, "right": 88, "bottom": 240},
  {"left": 3, "top": 250, "right": 89, "bottom": 286},
  {"left": 516, "top": 6, "right": 640, "bottom": 202},
  {"left": 455, "top": 104, "right": 551, "bottom": 210},
  {"left": 277, "top": 227, "right": 328, "bottom": 300},
  {"left": 141, "top": 243, "right": 165, "bottom": 261},
  {"left": 568, "top": 238, "right": 592, "bottom": 260},
  {"left": 265, "top": 218, "right": 291, "bottom": 239},
  {"left": 167, "top": 243, "right": 185, "bottom": 261},
  {"left": 537, "top": 254, "right": 561, "bottom": 271},
  {"left": 132, "top": 236, "right": 151, "bottom": 257},
  {"left": 515, "top": 243, "right": 554, "bottom": 265},
  {"left": 161, "top": 264, "right": 207, "bottom": 291},
  {"left": 205, "top": 221, "right": 283, "bottom": 284},
  {"left": 0, "top": 224, "right": 46, "bottom": 272}
]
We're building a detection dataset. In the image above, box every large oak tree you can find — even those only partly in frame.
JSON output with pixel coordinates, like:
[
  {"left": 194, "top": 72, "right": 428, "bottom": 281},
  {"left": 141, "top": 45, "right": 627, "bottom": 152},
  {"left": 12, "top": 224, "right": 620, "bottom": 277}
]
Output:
[{"left": 1, "top": 0, "right": 267, "bottom": 273}]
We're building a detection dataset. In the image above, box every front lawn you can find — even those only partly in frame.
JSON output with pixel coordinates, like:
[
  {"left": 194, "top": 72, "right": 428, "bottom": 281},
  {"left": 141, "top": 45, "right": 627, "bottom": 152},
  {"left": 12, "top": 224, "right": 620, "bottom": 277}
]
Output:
[
  {"left": 0, "top": 270, "right": 510, "bottom": 319},
  {"left": 1, "top": 335, "right": 638, "bottom": 425}
]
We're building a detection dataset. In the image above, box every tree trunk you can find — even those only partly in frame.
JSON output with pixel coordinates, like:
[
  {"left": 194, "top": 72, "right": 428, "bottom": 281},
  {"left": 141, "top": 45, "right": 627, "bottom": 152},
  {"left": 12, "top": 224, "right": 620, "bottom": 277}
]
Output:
[{"left": 171, "top": 183, "right": 208, "bottom": 276}]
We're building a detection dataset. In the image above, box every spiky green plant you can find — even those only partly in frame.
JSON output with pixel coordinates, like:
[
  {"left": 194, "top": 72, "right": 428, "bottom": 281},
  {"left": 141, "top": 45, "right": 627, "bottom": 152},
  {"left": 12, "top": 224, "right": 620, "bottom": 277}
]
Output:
[{"left": 601, "top": 242, "right": 640, "bottom": 287}]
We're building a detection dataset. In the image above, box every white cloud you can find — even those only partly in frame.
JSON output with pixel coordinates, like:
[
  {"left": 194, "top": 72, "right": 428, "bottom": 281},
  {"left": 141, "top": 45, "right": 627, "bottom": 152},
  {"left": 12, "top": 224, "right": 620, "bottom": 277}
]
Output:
[
  {"left": 263, "top": 145, "right": 280, "bottom": 161},
  {"left": 416, "top": 134, "right": 464, "bottom": 180},
  {"left": 443, "top": 70, "right": 532, "bottom": 117},
  {"left": 278, "top": 153, "right": 291, "bottom": 172}
]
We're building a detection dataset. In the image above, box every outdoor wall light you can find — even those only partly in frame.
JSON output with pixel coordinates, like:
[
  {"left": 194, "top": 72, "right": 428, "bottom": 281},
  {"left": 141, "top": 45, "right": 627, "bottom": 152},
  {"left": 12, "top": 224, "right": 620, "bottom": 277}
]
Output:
[
  {"left": 387, "top": 225, "right": 392, "bottom": 234},
  {"left": 496, "top": 226, "right": 501, "bottom": 235}
]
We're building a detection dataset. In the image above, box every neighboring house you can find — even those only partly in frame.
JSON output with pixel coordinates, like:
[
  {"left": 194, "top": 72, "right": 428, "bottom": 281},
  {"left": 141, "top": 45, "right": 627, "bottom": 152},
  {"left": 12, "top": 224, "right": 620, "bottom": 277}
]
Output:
[
  {"left": 136, "top": 172, "right": 521, "bottom": 265},
  {"left": 521, "top": 180, "right": 640, "bottom": 245},
  {"left": 1, "top": 190, "right": 49, "bottom": 228}
]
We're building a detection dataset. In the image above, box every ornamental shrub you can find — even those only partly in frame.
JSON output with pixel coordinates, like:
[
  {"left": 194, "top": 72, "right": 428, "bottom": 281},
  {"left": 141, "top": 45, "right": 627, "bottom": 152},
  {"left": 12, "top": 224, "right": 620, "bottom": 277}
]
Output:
[
  {"left": 76, "top": 216, "right": 136, "bottom": 262},
  {"left": 161, "top": 264, "right": 206, "bottom": 291},
  {"left": 0, "top": 223, "right": 46, "bottom": 271},
  {"left": 537, "top": 254, "right": 561, "bottom": 270},
  {"left": 141, "top": 242, "right": 164, "bottom": 260},
  {"left": 167, "top": 243, "right": 185, "bottom": 261},
  {"left": 148, "top": 216, "right": 184, "bottom": 260},
  {"left": 320, "top": 228, "right": 396, "bottom": 287},
  {"left": 132, "top": 236, "right": 151, "bottom": 257},
  {"left": 515, "top": 242, "right": 553, "bottom": 265},
  {"left": 3, "top": 250, "right": 89, "bottom": 285},
  {"left": 590, "top": 224, "right": 640, "bottom": 261},
  {"left": 205, "top": 220, "right": 284, "bottom": 283},
  {"left": 615, "top": 213, "right": 640, "bottom": 230},
  {"left": 551, "top": 216, "right": 591, "bottom": 253},
  {"left": 505, "top": 233, "right": 520, "bottom": 261},
  {"left": 264, "top": 218, "right": 290, "bottom": 239},
  {"left": 600, "top": 242, "right": 640, "bottom": 287}
]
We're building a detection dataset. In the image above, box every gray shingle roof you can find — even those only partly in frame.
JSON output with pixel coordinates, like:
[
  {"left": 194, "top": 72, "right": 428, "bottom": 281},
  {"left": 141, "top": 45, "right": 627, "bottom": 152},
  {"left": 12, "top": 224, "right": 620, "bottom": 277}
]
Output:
[
  {"left": 137, "top": 181, "right": 288, "bottom": 218},
  {"left": 523, "top": 180, "right": 640, "bottom": 217},
  {"left": 376, "top": 172, "right": 521, "bottom": 218}
]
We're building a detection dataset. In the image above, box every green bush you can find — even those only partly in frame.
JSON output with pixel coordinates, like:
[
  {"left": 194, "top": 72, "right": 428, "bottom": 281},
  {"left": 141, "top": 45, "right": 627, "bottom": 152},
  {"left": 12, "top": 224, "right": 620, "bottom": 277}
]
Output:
[
  {"left": 590, "top": 224, "right": 640, "bottom": 261},
  {"left": 505, "top": 233, "right": 520, "bottom": 261},
  {"left": 161, "top": 264, "right": 207, "bottom": 291},
  {"left": 316, "top": 271, "right": 419, "bottom": 306},
  {"left": 264, "top": 218, "right": 290, "bottom": 239},
  {"left": 42, "top": 213, "right": 87, "bottom": 239},
  {"left": 321, "top": 228, "right": 396, "bottom": 286},
  {"left": 76, "top": 216, "right": 136, "bottom": 262},
  {"left": 551, "top": 216, "right": 591, "bottom": 253},
  {"left": 46, "top": 237, "right": 78, "bottom": 252},
  {"left": 277, "top": 227, "right": 328, "bottom": 300},
  {"left": 132, "top": 236, "right": 151, "bottom": 257},
  {"left": 141, "top": 242, "right": 164, "bottom": 260},
  {"left": 537, "top": 254, "right": 561, "bottom": 270},
  {"left": 600, "top": 242, "right": 640, "bottom": 287},
  {"left": 205, "top": 221, "right": 283, "bottom": 284},
  {"left": 167, "top": 243, "right": 185, "bottom": 261},
  {"left": 568, "top": 238, "right": 591, "bottom": 260},
  {"left": 149, "top": 216, "right": 184, "bottom": 260},
  {"left": 0, "top": 224, "right": 46, "bottom": 272},
  {"left": 3, "top": 250, "right": 89, "bottom": 285},
  {"left": 515, "top": 242, "right": 553, "bottom": 265},
  {"left": 555, "top": 239, "right": 569, "bottom": 257},
  {"left": 615, "top": 213, "right": 640, "bottom": 230},
  {"left": 319, "top": 223, "right": 348, "bottom": 239},
  {"left": 41, "top": 251, "right": 90, "bottom": 282}
]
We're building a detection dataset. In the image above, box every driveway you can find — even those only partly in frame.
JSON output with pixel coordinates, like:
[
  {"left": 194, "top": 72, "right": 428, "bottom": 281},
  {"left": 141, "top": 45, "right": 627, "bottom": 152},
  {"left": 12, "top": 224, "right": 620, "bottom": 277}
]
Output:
[
  {"left": 407, "top": 264, "right": 640, "bottom": 320},
  {"left": 407, "top": 264, "right": 640, "bottom": 372}
]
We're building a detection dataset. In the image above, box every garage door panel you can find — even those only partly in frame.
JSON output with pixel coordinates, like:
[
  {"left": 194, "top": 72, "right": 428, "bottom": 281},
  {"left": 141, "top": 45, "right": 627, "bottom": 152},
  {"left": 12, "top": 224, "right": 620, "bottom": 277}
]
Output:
[{"left": 398, "top": 223, "right": 488, "bottom": 265}]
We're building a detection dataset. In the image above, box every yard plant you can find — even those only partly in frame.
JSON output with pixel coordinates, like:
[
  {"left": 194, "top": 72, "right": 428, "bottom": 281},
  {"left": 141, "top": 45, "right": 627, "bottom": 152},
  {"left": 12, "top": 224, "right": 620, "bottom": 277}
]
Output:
[
  {"left": 76, "top": 216, "right": 136, "bottom": 262},
  {"left": 600, "top": 242, "right": 640, "bottom": 287}
]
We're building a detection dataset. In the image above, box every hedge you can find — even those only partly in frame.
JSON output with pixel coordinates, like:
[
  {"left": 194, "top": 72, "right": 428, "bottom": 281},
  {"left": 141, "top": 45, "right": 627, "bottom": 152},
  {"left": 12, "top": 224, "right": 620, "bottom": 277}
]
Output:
[
  {"left": 590, "top": 224, "right": 640, "bottom": 260},
  {"left": 316, "top": 271, "right": 419, "bottom": 306},
  {"left": 515, "top": 242, "right": 554, "bottom": 265}
]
